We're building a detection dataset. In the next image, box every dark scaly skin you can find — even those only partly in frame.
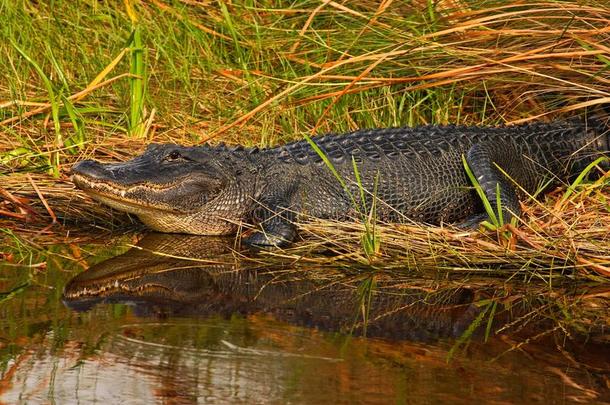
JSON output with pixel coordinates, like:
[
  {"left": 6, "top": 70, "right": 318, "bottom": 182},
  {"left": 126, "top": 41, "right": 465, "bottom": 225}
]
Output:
[
  {"left": 62, "top": 233, "right": 482, "bottom": 342},
  {"left": 72, "top": 120, "right": 609, "bottom": 246}
]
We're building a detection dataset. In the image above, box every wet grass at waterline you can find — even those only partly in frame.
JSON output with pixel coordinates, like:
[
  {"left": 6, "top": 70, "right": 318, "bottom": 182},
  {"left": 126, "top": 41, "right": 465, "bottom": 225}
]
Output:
[{"left": 1, "top": 1, "right": 610, "bottom": 280}]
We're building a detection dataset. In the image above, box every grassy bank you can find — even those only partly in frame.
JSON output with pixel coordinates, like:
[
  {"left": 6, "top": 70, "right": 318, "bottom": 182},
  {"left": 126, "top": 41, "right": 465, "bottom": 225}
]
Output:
[{"left": 1, "top": 1, "right": 610, "bottom": 279}]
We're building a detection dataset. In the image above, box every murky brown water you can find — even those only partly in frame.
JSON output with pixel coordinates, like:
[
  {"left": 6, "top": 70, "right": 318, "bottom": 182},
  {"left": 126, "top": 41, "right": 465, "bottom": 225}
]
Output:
[{"left": 1, "top": 233, "right": 609, "bottom": 404}]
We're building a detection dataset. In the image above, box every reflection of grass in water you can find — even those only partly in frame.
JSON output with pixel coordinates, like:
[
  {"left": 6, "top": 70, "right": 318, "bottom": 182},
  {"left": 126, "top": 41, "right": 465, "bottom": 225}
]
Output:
[
  {"left": 0, "top": 236, "right": 136, "bottom": 378},
  {"left": 448, "top": 298, "right": 497, "bottom": 361},
  {"left": 0, "top": 282, "right": 29, "bottom": 305},
  {"left": 0, "top": 234, "right": 607, "bottom": 382},
  {"left": 0, "top": 232, "right": 130, "bottom": 314}
]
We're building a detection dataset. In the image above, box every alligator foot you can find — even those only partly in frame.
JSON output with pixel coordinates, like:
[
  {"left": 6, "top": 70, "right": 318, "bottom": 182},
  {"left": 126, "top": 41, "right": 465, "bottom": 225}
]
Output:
[
  {"left": 465, "top": 141, "right": 528, "bottom": 225},
  {"left": 247, "top": 191, "right": 300, "bottom": 248},
  {"left": 243, "top": 231, "right": 293, "bottom": 249}
]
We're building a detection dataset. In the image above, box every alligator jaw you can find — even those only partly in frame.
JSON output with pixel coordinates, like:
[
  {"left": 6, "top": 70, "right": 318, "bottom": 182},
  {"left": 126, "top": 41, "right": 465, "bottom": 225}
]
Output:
[
  {"left": 62, "top": 279, "right": 177, "bottom": 312},
  {"left": 72, "top": 173, "right": 190, "bottom": 215},
  {"left": 63, "top": 279, "right": 171, "bottom": 300},
  {"left": 63, "top": 279, "right": 121, "bottom": 300}
]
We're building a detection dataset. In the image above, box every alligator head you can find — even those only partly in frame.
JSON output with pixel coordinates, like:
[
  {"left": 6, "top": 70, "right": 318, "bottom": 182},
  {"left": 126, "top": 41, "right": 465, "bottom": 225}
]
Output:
[
  {"left": 72, "top": 144, "right": 258, "bottom": 235},
  {"left": 62, "top": 233, "right": 243, "bottom": 313}
]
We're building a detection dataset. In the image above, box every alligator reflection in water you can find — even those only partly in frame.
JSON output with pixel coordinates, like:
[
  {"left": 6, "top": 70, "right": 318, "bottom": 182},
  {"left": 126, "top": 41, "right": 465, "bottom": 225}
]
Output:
[
  {"left": 62, "top": 233, "right": 608, "bottom": 350},
  {"left": 62, "top": 233, "right": 480, "bottom": 342}
]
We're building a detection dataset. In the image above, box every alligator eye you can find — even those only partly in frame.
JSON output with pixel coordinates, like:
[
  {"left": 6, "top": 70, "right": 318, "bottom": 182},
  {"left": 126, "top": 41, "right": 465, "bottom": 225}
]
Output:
[{"left": 166, "top": 151, "right": 181, "bottom": 161}]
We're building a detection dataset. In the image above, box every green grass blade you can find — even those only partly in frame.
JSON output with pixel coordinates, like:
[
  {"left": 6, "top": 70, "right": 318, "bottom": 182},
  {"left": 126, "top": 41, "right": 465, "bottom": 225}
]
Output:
[
  {"left": 217, "top": 0, "right": 243, "bottom": 62},
  {"left": 128, "top": 26, "right": 146, "bottom": 137},
  {"left": 352, "top": 157, "right": 366, "bottom": 211},
  {"left": 303, "top": 134, "right": 350, "bottom": 198},
  {"left": 11, "top": 40, "right": 61, "bottom": 175},
  {"left": 61, "top": 95, "right": 85, "bottom": 151},
  {"left": 484, "top": 300, "right": 498, "bottom": 342},
  {"left": 305, "top": 135, "right": 381, "bottom": 259},
  {"left": 560, "top": 156, "right": 608, "bottom": 205},
  {"left": 495, "top": 183, "right": 504, "bottom": 226},
  {"left": 448, "top": 300, "right": 492, "bottom": 361},
  {"left": 462, "top": 154, "right": 499, "bottom": 227}
]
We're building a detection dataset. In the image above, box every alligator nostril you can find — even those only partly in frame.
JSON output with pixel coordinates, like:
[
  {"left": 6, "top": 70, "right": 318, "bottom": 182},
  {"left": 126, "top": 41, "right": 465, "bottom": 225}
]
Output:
[{"left": 71, "top": 160, "right": 109, "bottom": 180}]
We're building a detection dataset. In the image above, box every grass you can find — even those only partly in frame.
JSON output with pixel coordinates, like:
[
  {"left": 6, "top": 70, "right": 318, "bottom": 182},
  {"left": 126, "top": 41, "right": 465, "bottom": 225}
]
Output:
[
  {"left": 304, "top": 134, "right": 380, "bottom": 260},
  {"left": 0, "top": 1, "right": 609, "bottom": 280}
]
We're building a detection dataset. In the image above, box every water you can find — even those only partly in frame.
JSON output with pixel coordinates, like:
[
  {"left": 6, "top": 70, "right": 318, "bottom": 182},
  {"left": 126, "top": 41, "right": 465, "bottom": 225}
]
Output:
[{"left": 1, "top": 233, "right": 608, "bottom": 404}]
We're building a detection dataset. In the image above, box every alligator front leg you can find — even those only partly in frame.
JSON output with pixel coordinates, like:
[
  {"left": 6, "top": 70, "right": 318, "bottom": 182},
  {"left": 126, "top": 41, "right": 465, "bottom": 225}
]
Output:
[
  {"left": 463, "top": 140, "right": 538, "bottom": 226},
  {"left": 243, "top": 189, "right": 300, "bottom": 248}
]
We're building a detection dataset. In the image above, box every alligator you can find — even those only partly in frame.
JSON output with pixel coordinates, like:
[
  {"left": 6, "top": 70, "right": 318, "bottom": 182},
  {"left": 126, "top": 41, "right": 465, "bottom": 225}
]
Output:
[
  {"left": 61, "top": 233, "right": 482, "bottom": 342},
  {"left": 72, "top": 119, "right": 609, "bottom": 246}
]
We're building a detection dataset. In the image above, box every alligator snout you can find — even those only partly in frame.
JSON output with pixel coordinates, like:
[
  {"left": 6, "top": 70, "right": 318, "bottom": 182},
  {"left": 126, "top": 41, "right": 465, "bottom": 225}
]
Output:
[{"left": 72, "top": 160, "right": 110, "bottom": 180}]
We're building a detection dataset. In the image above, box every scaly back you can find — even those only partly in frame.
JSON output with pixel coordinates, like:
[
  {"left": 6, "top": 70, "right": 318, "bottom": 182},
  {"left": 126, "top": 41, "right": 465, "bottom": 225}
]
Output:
[{"left": 264, "top": 121, "right": 604, "bottom": 175}]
